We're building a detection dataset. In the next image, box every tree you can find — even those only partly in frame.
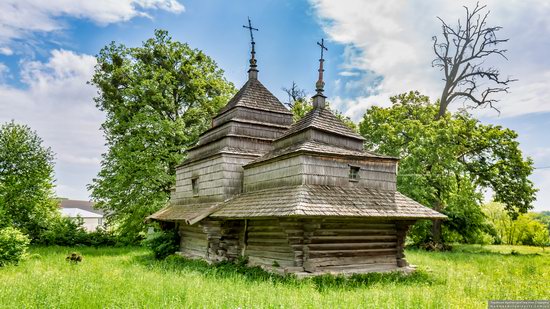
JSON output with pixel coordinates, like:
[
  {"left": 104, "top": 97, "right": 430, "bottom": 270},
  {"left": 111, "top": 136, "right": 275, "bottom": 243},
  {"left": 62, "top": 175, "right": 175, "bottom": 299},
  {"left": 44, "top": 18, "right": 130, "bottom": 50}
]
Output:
[
  {"left": 89, "top": 30, "right": 236, "bottom": 239},
  {"left": 432, "top": 2, "right": 515, "bottom": 118},
  {"left": 359, "top": 91, "right": 536, "bottom": 245},
  {"left": 282, "top": 81, "right": 306, "bottom": 109},
  {"left": 484, "top": 203, "right": 550, "bottom": 248},
  {"left": 0, "top": 121, "right": 57, "bottom": 239}
]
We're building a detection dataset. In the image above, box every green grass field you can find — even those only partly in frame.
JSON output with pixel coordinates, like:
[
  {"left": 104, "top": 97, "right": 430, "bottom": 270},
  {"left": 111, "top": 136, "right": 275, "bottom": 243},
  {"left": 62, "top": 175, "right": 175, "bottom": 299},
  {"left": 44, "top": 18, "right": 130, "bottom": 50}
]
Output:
[{"left": 0, "top": 245, "right": 548, "bottom": 308}]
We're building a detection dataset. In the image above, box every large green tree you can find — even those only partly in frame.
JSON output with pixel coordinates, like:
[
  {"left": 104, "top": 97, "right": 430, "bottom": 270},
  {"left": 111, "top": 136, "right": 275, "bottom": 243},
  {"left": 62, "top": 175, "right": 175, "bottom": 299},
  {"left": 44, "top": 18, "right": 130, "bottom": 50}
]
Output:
[
  {"left": 89, "top": 30, "right": 236, "bottom": 238},
  {"left": 359, "top": 91, "right": 536, "bottom": 245},
  {"left": 0, "top": 121, "right": 57, "bottom": 239}
]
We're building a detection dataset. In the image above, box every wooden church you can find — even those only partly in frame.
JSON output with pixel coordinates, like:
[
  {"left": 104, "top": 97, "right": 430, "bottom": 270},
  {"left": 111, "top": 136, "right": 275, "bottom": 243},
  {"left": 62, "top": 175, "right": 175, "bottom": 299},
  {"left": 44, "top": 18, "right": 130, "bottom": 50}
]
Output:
[{"left": 149, "top": 23, "right": 445, "bottom": 275}]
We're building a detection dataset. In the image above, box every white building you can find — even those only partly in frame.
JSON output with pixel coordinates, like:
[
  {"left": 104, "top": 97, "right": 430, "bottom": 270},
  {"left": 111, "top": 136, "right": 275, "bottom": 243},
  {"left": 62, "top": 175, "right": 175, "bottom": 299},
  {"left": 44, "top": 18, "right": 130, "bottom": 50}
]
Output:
[{"left": 58, "top": 199, "right": 104, "bottom": 231}]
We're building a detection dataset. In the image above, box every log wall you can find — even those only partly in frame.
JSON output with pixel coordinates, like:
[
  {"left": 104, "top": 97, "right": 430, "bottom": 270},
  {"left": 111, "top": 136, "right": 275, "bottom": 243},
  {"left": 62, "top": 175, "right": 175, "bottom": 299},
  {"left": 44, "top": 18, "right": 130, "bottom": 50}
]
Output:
[
  {"left": 178, "top": 218, "right": 411, "bottom": 275},
  {"left": 243, "top": 156, "right": 304, "bottom": 192},
  {"left": 302, "top": 155, "right": 397, "bottom": 191},
  {"left": 179, "top": 223, "right": 209, "bottom": 259},
  {"left": 242, "top": 219, "right": 297, "bottom": 270},
  {"left": 298, "top": 219, "right": 399, "bottom": 273},
  {"left": 173, "top": 154, "right": 256, "bottom": 203},
  {"left": 242, "top": 154, "right": 397, "bottom": 192}
]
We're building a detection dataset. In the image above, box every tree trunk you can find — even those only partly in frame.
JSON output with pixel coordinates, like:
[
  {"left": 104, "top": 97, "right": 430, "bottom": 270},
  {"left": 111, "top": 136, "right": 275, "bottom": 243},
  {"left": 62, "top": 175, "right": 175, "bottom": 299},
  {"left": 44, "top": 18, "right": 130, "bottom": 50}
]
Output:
[
  {"left": 436, "top": 86, "right": 450, "bottom": 120},
  {"left": 431, "top": 201, "right": 443, "bottom": 244}
]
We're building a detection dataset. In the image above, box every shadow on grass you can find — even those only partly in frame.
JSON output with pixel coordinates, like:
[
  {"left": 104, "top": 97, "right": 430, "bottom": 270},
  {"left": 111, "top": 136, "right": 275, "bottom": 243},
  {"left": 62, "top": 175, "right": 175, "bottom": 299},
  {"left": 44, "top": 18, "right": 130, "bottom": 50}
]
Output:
[{"left": 133, "top": 253, "right": 440, "bottom": 292}]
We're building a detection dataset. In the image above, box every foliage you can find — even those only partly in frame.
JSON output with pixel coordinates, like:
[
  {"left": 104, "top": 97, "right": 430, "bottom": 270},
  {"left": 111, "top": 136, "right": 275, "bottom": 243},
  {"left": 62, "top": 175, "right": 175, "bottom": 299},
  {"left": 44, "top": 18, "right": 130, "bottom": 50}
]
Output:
[
  {"left": 359, "top": 91, "right": 536, "bottom": 244},
  {"left": 0, "top": 121, "right": 58, "bottom": 240},
  {"left": 88, "top": 29, "right": 236, "bottom": 238},
  {"left": 484, "top": 203, "right": 550, "bottom": 248},
  {"left": 37, "top": 216, "right": 117, "bottom": 247},
  {"left": 142, "top": 229, "right": 179, "bottom": 259},
  {"left": 1, "top": 245, "right": 548, "bottom": 307},
  {"left": 0, "top": 227, "right": 30, "bottom": 266},
  {"left": 432, "top": 3, "right": 514, "bottom": 118}
]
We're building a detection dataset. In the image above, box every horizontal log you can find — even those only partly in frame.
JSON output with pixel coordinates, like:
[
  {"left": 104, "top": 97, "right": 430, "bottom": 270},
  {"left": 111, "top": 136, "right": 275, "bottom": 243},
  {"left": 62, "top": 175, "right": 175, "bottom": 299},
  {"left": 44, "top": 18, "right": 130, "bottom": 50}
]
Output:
[
  {"left": 180, "top": 230, "right": 208, "bottom": 240},
  {"left": 248, "top": 256, "right": 295, "bottom": 268},
  {"left": 308, "top": 248, "right": 397, "bottom": 259},
  {"left": 319, "top": 263, "right": 398, "bottom": 273},
  {"left": 181, "top": 236, "right": 207, "bottom": 246},
  {"left": 180, "top": 226, "right": 204, "bottom": 234},
  {"left": 320, "top": 223, "right": 395, "bottom": 229},
  {"left": 247, "top": 231, "right": 287, "bottom": 238},
  {"left": 313, "top": 229, "right": 396, "bottom": 236},
  {"left": 182, "top": 241, "right": 208, "bottom": 252},
  {"left": 309, "top": 235, "right": 397, "bottom": 244},
  {"left": 248, "top": 220, "right": 280, "bottom": 227},
  {"left": 248, "top": 238, "right": 289, "bottom": 245},
  {"left": 245, "top": 250, "right": 295, "bottom": 260},
  {"left": 181, "top": 248, "right": 207, "bottom": 259},
  {"left": 246, "top": 245, "right": 294, "bottom": 253},
  {"left": 307, "top": 242, "right": 397, "bottom": 251},
  {"left": 307, "top": 255, "right": 396, "bottom": 267},
  {"left": 247, "top": 226, "right": 282, "bottom": 232}
]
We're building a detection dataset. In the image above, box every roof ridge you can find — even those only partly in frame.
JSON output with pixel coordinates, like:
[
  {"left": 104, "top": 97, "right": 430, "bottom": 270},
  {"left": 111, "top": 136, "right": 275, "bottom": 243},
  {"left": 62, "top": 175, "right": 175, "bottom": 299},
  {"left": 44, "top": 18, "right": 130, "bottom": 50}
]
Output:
[
  {"left": 276, "top": 107, "right": 364, "bottom": 141},
  {"left": 217, "top": 79, "right": 291, "bottom": 116}
]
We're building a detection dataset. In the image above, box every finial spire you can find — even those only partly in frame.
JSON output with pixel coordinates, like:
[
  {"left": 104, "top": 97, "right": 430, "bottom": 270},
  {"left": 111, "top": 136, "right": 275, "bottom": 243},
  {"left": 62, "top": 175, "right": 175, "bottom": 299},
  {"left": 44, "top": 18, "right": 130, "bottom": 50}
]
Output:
[
  {"left": 243, "top": 17, "right": 259, "bottom": 79},
  {"left": 313, "top": 38, "right": 328, "bottom": 108}
]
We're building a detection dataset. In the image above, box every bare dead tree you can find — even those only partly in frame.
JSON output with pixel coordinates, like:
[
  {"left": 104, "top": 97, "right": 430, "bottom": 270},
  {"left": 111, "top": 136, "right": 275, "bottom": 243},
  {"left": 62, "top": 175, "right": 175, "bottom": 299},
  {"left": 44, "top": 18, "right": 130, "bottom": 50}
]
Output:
[
  {"left": 432, "top": 2, "right": 515, "bottom": 119},
  {"left": 282, "top": 81, "right": 306, "bottom": 108}
]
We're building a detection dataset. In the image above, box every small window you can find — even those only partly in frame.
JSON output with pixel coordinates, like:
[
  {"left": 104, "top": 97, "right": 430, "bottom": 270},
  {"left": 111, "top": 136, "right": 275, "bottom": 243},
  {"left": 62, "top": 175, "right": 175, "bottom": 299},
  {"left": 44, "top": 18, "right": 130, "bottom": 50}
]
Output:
[
  {"left": 349, "top": 166, "right": 360, "bottom": 181},
  {"left": 191, "top": 177, "right": 199, "bottom": 195}
]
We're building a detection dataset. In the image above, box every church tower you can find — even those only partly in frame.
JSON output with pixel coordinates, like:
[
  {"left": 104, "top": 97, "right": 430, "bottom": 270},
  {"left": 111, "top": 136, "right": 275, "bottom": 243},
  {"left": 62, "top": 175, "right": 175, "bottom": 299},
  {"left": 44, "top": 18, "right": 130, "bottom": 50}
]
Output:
[{"left": 153, "top": 18, "right": 293, "bottom": 223}]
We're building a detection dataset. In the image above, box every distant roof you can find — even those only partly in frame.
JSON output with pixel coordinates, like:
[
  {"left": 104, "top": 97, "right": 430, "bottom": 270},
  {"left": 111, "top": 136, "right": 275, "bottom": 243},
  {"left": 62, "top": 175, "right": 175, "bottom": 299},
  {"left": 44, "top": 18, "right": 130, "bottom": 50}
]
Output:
[
  {"left": 217, "top": 78, "right": 292, "bottom": 116},
  {"left": 59, "top": 199, "right": 103, "bottom": 215},
  {"left": 60, "top": 208, "right": 103, "bottom": 218},
  {"left": 277, "top": 107, "right": 364, "bottom": 141},
  {"left": 211, "top": 185, "right": 446, "bottom": 219},
  {"left": 247, "top": 140, "right": 396, "bottom": 167}
]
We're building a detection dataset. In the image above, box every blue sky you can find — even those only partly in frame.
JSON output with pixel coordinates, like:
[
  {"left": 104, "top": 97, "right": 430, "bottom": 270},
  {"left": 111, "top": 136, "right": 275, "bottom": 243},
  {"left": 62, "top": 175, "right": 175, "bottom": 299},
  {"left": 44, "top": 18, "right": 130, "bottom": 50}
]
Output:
[{"left": 0, "top": 0, "right": 548, "bottom": 211}]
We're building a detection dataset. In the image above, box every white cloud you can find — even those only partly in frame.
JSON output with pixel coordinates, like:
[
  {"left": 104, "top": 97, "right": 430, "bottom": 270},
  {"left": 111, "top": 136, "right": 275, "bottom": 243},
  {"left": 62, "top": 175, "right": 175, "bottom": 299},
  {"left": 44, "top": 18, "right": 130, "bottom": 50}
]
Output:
[
  {"left": 311, "top": 0, "right": 550, "bottom": 120},
  {"left": 0, "top": 0, "right": 184, "bottom": 46},
  {"left": 0, "top": 47, "right": 13, "bottom": 55},
  {"left": 0, "top": 49, "right": 104, "bottom": 200}
]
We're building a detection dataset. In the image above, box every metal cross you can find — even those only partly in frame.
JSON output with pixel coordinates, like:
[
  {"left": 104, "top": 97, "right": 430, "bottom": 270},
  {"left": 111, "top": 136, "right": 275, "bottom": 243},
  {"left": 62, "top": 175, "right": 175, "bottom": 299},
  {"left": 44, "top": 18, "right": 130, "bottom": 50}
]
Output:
[
  {"left": 317, "top": 38, "right": 328, "bottom": 61},
  {"left": 243, "top": 17, "right": 258, "bottom": 45}
]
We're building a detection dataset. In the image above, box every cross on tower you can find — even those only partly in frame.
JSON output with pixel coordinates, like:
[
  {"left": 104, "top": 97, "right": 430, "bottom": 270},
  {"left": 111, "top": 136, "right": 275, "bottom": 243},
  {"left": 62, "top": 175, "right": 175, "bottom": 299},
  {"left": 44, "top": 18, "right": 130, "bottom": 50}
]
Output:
[
  {"left": 317, "top": 38, "right": 328, "bottom": 61},
  {"left": 243, "top": 17, "right": 259, "bottom": 73},
  {"left": 315, "top": 38, "right": 328, "bottom": 102}
]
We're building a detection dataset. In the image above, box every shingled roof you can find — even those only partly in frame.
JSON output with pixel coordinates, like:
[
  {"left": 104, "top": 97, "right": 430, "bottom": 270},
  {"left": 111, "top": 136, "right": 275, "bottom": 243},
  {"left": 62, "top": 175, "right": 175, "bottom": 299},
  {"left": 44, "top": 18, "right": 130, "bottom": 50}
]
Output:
[
  {"left": 210, "top": 185, "right": 446, "bottom": 219},
  {"left": 277, "top": 107, "right": 364, "bottom": 141},
  {"left": 247, "top": 140, "right": 396, "bottom": 166},
  {"left": 217, "top": 78, "right": 292, "bottom": 115},
  {"left": 147, "top": 202, "right": 222, "bottom": 224}
]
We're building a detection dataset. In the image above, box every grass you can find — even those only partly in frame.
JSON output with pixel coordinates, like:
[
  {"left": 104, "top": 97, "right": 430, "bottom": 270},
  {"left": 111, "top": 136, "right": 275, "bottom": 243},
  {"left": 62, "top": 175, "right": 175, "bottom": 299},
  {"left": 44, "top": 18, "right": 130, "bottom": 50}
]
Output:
[{"left": 0, "top": 245, "right": 548, "bottom": 308}]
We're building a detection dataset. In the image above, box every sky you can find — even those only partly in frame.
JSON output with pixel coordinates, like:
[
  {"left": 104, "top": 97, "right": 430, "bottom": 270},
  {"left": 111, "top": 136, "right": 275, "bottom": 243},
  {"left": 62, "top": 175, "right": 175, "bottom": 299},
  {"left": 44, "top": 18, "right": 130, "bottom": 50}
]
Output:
[{"left": 0, "top": 0, "right": 548, "bottom": 211}]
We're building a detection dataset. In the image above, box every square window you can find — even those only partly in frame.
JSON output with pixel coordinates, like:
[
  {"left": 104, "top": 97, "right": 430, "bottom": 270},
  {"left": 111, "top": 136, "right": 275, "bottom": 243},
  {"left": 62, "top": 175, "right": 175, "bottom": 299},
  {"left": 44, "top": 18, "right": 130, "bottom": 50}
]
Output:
[
  {"left": 191, "top": 177, "right": 199, "bottom": 195},
  {"left": 349, "top": 166, "right": 360, "bottom": 181}
]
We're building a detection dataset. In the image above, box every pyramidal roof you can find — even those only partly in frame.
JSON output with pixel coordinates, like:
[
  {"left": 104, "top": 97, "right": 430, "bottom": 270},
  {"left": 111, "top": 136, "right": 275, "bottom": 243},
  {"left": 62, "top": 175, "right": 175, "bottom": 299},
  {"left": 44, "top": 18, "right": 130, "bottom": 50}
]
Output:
[
  {"left": 217, "top": 78, "right": 292, "bottom": 116},
  {"left": 277, "top": 107, "right": 364, "bottom": 141}
]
